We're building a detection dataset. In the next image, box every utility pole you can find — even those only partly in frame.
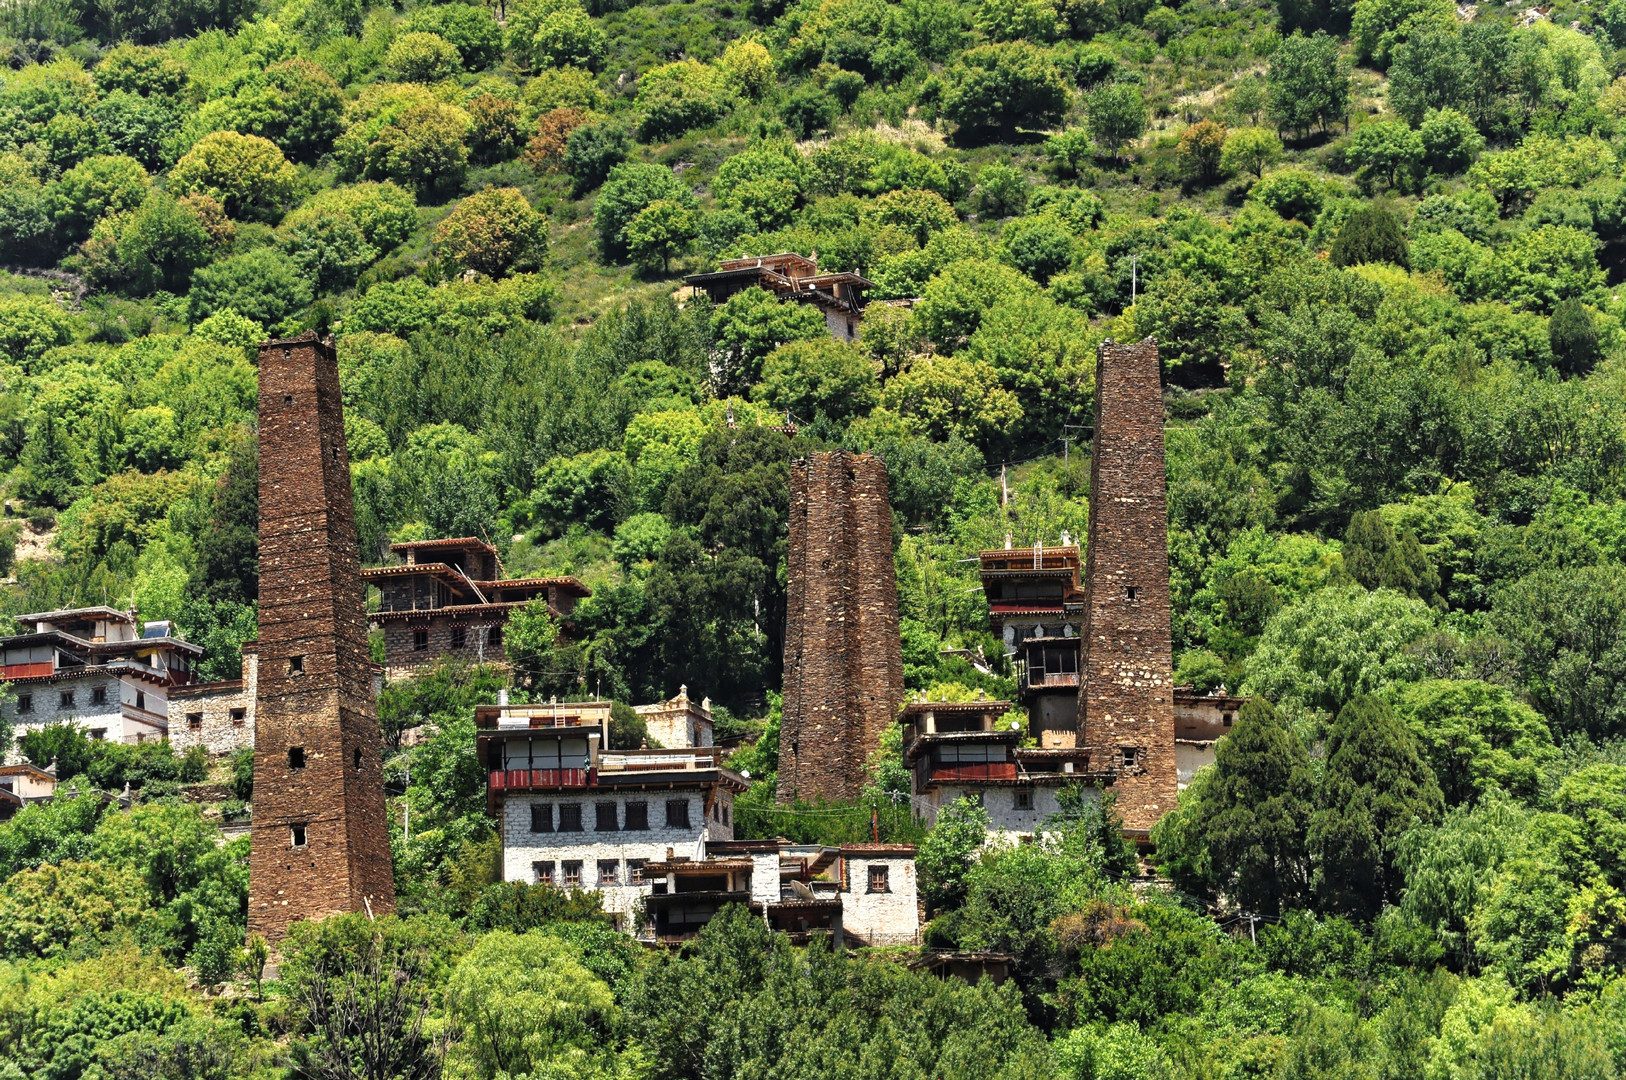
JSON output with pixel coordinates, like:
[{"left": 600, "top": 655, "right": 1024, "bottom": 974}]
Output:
[
  {"left": 1130, "top": 254, "right": 1140, "bottom": 303},
  {"left": 1001, "top": 462, "right": 1008, "bottom": 507}
]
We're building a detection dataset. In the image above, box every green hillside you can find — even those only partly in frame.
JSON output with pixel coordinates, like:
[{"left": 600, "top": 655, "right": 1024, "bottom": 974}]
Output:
[{"left": 2, "top": 0, "right": 1626, "bottom": 1072}]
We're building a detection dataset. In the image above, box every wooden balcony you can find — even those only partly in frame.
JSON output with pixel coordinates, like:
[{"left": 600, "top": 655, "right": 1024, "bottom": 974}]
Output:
[
  {"left": 488, "top": 768, "right": 592, "bottom": 791},
  {"left": 929, "top": 762, "right": 1019, "bottom": 783}
]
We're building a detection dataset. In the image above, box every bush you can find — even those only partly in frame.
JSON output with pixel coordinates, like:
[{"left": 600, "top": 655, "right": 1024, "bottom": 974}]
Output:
[
  {"left": 1549, "top": 298, "right": 1600, "bottom": 378},
  {"left": 508, "top": 0, "right": 608, "bottom": 71},
  {"left": 169, "top": 131, "right": 297, "bottom": 221},
  {"left": 404, "top": 3, "right": 503, "bottom": 70},
  {"left": 0, "top": 294, "right": 73, "bottom": 369},
  {"left": 435, "top": 187, "right": 547, "bottom": 277},
  {"left": 1220, "top": 126, "right": 1282, "bottom": 179},
  {"left": 1330, "top": 203, "right": 1409, "bottom": 268},
  {"left": 1249, "top": 168, "right": 1327, "bottom": 223},
  {"left": 941, "top": 43, "right": 1069, "bottom": 142},
  {"left": 523, "top": 106, "right": 589, "bottom": 173},
  {"left": 1419, "top": 107, "right": 1482, "bottom": 176},
  {"left": 636, "top": 60, "right": 731, "bottom": 142},
  {"left": 47, "top": 153, "right": 147, "bottom": 243},
  {"left": 562, "top": 120, "right": 629, "bottom": 195}
]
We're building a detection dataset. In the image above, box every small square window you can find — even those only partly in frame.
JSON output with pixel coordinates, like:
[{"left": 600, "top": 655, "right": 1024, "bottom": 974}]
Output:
[
  {"left": 665, "top": 798, "right": 691, "bottom": 828},
  {"left": 598, "top": 860, "right": 620, "bottom": 886},
  {"left": 413, "top": 630, "right": 429, "bottom": 651},
  {"left": 451, "top": 626, "right": 466, "bottom": 650},
  {"left": 187, "top": 713, "right": 203, "bottom": 731},
  {"left": 290, "top": 823, "right": 307, "bottom": 847},
  {"left": 288, "top": 655, "right": 305, "bottom": 675},
  {"left": 16, "top": 694, "right": 32, "bottom": 714},
  {"left": 135, "top": 691, "right": 145, "bottom": 711},
  {"left": 488, "top": 626, "right": 503, "bottom": 647},
  {"left": 59, "top": 690, "right": 74, "bottom": 707},
  {"left": 1118, "top": 746, "right": 1142, "bottom": 769},
  {"left": 1125, "top": 585, "right": 1139, "bottom": 601},
  {"left": 868, "top": 865, "right": 890, "bottom": 893},
  {"left": 628, "top": 859, "right": 646, "bottom": 884},
  {"left": 89, "top": 728, "right": 106, "bottom": 740},
  {"left": 561, "top": 860, "right": 582, "bottom": 886},
  {"left": 91, "top": 687, "right": 107, "bottom": 705},
  {"left": 1223, "top": 712, "right": 1234, "bottom": 726},
  {"left": 230, "top": 708, "right": 246, "bottom": 726},
  {"left": 1014, "top": 790, "right": 1033, "bottom": 810},
  {"left": 533, "top": 861, "right": 554, "bottom": 885},
  {"left": 624, "top": 801, "right": 649, "bottom": 830},
  {"left": 530, "top": 803, "right": 553, "bottom": 833},
  {"left": 723, "top": 804, "right": 730, "bottom": 826},
  {"left": 595, "top": 802, "right": 618, "bottom": 831},
  {"left": 557, "top": 803, "right": 583, "bottom": 832},
  {"left": 283, "top": 393, "right": 293, "bottom": 405},
  {"left": 289, "top": 746, "right": 306, "bottom": 769}
]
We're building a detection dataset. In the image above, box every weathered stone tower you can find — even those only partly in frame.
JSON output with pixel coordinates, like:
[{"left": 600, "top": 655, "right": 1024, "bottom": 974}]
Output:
[
  {"left": 1078, "top": 339, "right": 1177, "bottom": 834},
  {"left": 248, "top": 332, "right": 395, "bottom": 942},
  {"left": 778, "top": 451, "right": 904, "bottom": 804}
]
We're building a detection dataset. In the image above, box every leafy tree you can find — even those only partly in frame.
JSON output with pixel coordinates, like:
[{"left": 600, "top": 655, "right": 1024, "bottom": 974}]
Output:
[
  {"left": 594, "top": 161, "right": 696, "bottom": 261},
  {"left": 625, "top": 199, "right": 699, "bottom": 273},
  {"left": 709, "top": 287, "right": 829, "bottom": 394},
  {"left": 1220, "top": 126, "right": 1284, "bottom": 179},
  {"left": 200, "top": 59, "right": 346, "bottom": 164},
  {"left": 722, "top": 39, "right": 777, "bottom": 98},
  {"left": 435, "top": 188, "right": 547, "bottom": 278},
  {"left": 386, "top": 31, "right": 462, "bottom": 82},
  {"left": 0, "top": 294, "right": 73, "bottom": 370},
  {"left": 279, "top": 208, "right": 377, "bottom": 292},
  {"left": 282, "top": 914, "right": 461, "bottom": 1080},
  {"left": 1348, "top": 119, "right": 1422, "bottom": 192},
  {"left": 1493, "top": 563, "right": 1626, "bottom": 740},
  {"left": 1248, "top": 167, "right": 1327, "bottom": 223},
  {"left": 187, "top": 432, "right": 258, "bottom": 604},
  {"left": 1310, "top": 694, "right": 1443, "bottom": 919},
  {"left": 1342, "top": 510, "right": 1438, "bottom": 600},
  {"left": 524, "top": 106, "right": 588, "bottom": 174},
  {"left": 1387, "top": 28, "right": 1468, "bottom": 126},
  {"left": 47, "top": 154, "right": 147, "bottom": 244},
  {"left": 1087, "top": 82, "right": 1147, "bottom": 161},
  {"left": 508, "top": 0, "right": 608, "bottom": 71},
  {"left": 1548, "top": 298, "right": 1600, "bottom": 378},
  {"left": 92, "top": 43, "right": 187, "bottom": 97},
  {"left": 941, "top": 43, "right": 1070, "bottom": 143},
  {"left": 1418, "top": 107, "right": 1482, "bottom": 176},
  {"left": 187, "top": 248, "right": 313, "bottom": 327},
  {"left": 914, "top": 257, "right": 1038, "bottom": 348},
  {"left": 636, "top": 60, "right": 731, "bottom": 142},
  {"left": 782, "top": 84, "right": 839, "bottom": 138},
  {"left": 1351, "top": 0, "right": 1454, "bottom": 67},
  {"left": 358, "top": 102, "right": 473, "bottom": 199},
  {"left": 869, "top": 188, "right": 958, "bottom": 247},
  {"left": 918, "top": 796, "right": 992, "bottom": 914},
  {"left": 404, "top": 3, "right": 504, "bottom": 70},
  {"left": 1391, "top": 680, "right": 1555, "bottom": 805},
  {"left": 1002, "top": 215, "right": 1074, "bottom": 285},
  {"left": 755, "top": 337, "right": 878, "bottom": 425},
  {"left": 1242, "top": 586, "right": 1435, "bottom": 718},
  {"left": 1267, "top": 32, "right": 1351, "bottom": 138},
  {"left": 1177, "top": 120, "right": 1227, "bottom": 184},
  {"left": 169, "top": 132, "right": 297, "bottom": 222},
  {"left": 444, "top": 930, "right": 632, "bottom": 1079}
]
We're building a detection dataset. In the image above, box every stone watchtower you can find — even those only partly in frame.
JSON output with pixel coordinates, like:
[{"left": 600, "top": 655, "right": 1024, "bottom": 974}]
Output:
[
  {"left": 1077, "top": 339, "right": 1177, "bottom": 834},
  {"left": 778, "top": 451, "right": 904, "bottom": 804},
  {"left": 248, "top": 332, "right": 395, "bottom": 942}
]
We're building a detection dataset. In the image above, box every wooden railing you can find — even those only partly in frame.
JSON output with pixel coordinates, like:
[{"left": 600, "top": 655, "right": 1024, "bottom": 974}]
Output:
[
  {"left": 488, "top": 768, "right": 591, "bottom": 790},
  {"left": 930, "top": 763, "right": 1018, "bottom": 782}
]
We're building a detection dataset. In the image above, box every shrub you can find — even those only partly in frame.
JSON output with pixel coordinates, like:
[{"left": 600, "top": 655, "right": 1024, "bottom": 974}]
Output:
[
  {"left": 563, "top": 121, "right": 630, "bottom": 195},
  {"left": 188, "top": 248, "right": 314, "bottom": 327},
  {"left": 47, "top": 153, "right": 148, "bottom": 243},
  {"left": 508, "top": 0, "right": 607, "bottom": 71},
  {"left": 404, "top": 3, "right": 503, "bottom": 70},
  {"left": 386, "top": 31, "right": 462, "bottom": 82},
  {"left": 434, "top": 187, "right": 547, "bottom": 277},
  {"left": 1249, "top": 168, "right": 1327, "bottom": 223},
  {"left": 722, "top": 39, "right": 776, "bottom": 98},
  {"left": 1549, "top": 298, "right": 1600, "bottom": 378},
  {"left": 0, "top": 293, "right": 74, "bottom": 368},
  {"left": 466, "top": 93, "right": 525, "bottom": 163},
  {"left": 1419, "top": 107, "right": 1482, "bottom": 176},
  {"left": 1177, "top": 120, "right": 1227, "bottom": 184},
  {"left": 636, "top": 60, "right": 731, "bottom": 142},
  {"left": 525, "top": 106, "right": 591, "bottom": 173},
  {"left": 594, "top": 161, "right": 695, "bottom": 260},
  {"left": 1330, "top": 203, "right": 1409, "bottom": 268}
]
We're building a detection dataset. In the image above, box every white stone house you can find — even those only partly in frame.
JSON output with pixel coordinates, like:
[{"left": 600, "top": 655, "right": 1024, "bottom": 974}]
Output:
[
  {"left": 634, "top": 685, "right": 714, "bottom": 748},
  {"left": 168, "top": 643, "right": 258, "bottom": 756}
]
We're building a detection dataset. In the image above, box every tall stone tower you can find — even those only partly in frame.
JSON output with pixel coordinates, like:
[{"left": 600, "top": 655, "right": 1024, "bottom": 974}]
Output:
[
  {"left": 249, "top": 332, "right": 395, "bottom": 942},
  {"left": 1078, "top": 338, "right": 1177, "bottom": 834},
  {"left": 778, "top": 451, "right": 904, "bottom": 804}
]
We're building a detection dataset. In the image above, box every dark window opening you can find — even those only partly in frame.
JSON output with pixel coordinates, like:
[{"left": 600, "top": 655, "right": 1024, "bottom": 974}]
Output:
[
  {"left": 595, "top": 802, "right": 618, "bottom": 831},
  {"left": 561, "top": 860, "right": 582, "bottom": 886},
  {"left": 59, "top": 690, "right": 74, "bottom": 707},
  {"left": 187, "top": 713, "right": 203, "bottom": 730},
  {"left": 488, "top": 626, "right": 503, "bottom": 647},
  {"left": 135, "top": 691, "right": 145, "bottom": 710},
  {"left": 530, "top": 803, "right": 553, "bottom": 833},
  {"left": 92, "top": 687, "right": 107, "bottom": 705},
  {"left": 16, "top": 694, "right": 31, "bottom": 714},
  {"left": 291, "top": 823, "right": 307, "bottom": 847},
  {"left": 283, "top": 394, "right": 293, "bottom": 405},
  {"left": 353, "top": 748, "right": 363, "bottom": 770},
  {"left": 413, "top": 630, "right": 428, "bottom": 650},
  {"left": 558, "top": 803, "right": 583, "bottom": 832},
  {"left": 289, "top": 746, "right": 306, "bottom": 769},
  {"left": 451, "top": 626, "right": 466, "bottom": 650},
  {"left": 331, "top": 446, "right": 340, "bottom": 461},
  {"left": 868, "top": 865, "right": 890, "bottom": 893},
  {"left": 1125, "top": 586, "right": 1139, "bottom": 601},
  {"left": 230, "top": 708, "right": 246, "bottom": 726},
  {"left": 1014, "top": 790, "right": 1033, "bottom": 810},
  {"left": 1118, "top": 746, "right": 1142, "bottom": 769},
  {"left": 624, "top": 801, "right": 649, "bottom": 830},
  {"left": 289, "top": 655, "right": 305, "bottom": 675},
  {"left": 1223, "top": 712, "right": 1234, "bottom": 726},
  {"left": 666, "top": 799, "right": 691, "bottom": 828}
]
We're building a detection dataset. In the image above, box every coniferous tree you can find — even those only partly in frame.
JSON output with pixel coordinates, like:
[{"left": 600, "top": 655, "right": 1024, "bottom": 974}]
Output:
[
  {"left": 188, "top": 431, "right": 259, "bottom": 603},
  {"left": 1310, "top": 694, "right": 1444, "bottom": 919},
  {"left": 1549, "top": 298, "right": 1600, "bottom": 379},
  {"left": 1201, "top": 697, "right": 1316, "bottom": 915},
  {"left": 1330, "top": 203, "right": 1410, "bottom": 268},
  {"left": 1343, "top": 511, "right": 1440, "bottom": 605}
]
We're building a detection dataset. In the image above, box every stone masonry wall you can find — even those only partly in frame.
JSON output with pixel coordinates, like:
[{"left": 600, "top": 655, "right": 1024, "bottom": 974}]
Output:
[
  {"left": 249, "top": 333, "right": 395, "bottom": 943},
  {"left": 170, "top": 648, "right": 257, "bottom": 757},
  {"left": 1077, "top": 339, "right": 1178, "bottom": 833},
  {"left": 379, "top": 618, "right": 508, "bottom": 680},
  {"left": 840, "top": 852, "right": 919, "bottom": 946},
  {"left": 778, "top": 452, "right": 904, "bottom": 804}
]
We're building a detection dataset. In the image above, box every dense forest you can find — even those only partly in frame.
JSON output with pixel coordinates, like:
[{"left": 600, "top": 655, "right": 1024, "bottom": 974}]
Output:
[{"left": 2, "top": 0, "right": 1626, "bottom": 1071}]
